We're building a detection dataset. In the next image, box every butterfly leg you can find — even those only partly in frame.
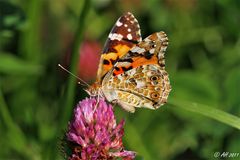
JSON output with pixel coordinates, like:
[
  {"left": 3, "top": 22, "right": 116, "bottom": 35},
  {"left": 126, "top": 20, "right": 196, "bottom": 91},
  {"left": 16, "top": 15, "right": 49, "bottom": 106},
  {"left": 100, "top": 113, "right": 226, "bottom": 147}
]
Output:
[
  {"left": 93, "top": 93, "right": 101, "bottom": 113},
  {"left": 111, "top": 99, "right": 118, "bottom": 104}
]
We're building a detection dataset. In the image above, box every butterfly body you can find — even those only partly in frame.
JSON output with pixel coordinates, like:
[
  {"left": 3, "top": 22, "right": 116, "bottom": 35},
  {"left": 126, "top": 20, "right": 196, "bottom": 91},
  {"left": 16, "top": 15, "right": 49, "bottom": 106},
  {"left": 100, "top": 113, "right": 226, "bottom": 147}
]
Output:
[{"left": 86, "top": 12, "right": 171, "bottom": 112}]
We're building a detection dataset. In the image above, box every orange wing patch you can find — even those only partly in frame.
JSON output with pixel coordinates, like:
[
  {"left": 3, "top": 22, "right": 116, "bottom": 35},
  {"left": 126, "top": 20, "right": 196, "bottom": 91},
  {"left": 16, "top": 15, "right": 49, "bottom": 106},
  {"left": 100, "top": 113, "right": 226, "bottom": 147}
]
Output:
[
  {"left": 97, "top": 44, "right": 133, "bottom": 80},
  {"left": 112, "top": 55, "right": 158, "bottom": 76},
  {"left": 102, "top": 44, "right": 132, "bottom": 69}
]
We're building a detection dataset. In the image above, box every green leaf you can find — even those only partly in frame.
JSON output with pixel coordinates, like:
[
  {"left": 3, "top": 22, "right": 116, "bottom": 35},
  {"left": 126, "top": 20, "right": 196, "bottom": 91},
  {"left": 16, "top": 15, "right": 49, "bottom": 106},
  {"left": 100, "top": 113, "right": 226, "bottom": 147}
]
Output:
[{"left": 0, "top": 53, "right": 43, "bottom": 75}]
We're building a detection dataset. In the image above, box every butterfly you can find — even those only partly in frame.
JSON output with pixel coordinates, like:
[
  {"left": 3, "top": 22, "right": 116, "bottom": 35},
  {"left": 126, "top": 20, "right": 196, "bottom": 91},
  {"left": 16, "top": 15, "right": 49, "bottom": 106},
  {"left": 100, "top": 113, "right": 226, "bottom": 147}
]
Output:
[{"left": 86, "top": 12, "right": 171, "bottom": 113}]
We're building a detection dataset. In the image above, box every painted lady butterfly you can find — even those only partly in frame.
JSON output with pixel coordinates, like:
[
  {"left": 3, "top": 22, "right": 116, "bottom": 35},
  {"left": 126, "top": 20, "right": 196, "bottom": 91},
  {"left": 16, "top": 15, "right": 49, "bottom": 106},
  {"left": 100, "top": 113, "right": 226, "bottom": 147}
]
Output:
[{"left": 86, "top": 12, "right": 171, "bottom": 112}]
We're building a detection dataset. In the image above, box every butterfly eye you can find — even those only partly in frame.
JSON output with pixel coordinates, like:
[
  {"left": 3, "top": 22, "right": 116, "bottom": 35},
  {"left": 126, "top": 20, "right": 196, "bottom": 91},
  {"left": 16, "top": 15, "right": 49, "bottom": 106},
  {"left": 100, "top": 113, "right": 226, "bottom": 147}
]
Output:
[{"left": 150, "top": 92, "right": 160, "bottom": 99}]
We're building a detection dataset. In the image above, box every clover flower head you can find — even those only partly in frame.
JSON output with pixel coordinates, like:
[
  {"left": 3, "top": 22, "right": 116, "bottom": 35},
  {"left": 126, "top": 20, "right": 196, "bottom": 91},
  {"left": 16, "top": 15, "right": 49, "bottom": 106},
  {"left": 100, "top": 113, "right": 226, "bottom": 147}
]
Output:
[{"left": 64, "top": 98, "right": 136, "bottom": 160}]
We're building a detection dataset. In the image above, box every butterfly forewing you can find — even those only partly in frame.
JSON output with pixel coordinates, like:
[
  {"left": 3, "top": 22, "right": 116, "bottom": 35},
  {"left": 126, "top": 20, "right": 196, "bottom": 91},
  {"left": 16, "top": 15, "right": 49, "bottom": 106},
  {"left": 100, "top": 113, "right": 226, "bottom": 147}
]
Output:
[{"left": 96, "top": 12, "right": 142, "bottom": 81}]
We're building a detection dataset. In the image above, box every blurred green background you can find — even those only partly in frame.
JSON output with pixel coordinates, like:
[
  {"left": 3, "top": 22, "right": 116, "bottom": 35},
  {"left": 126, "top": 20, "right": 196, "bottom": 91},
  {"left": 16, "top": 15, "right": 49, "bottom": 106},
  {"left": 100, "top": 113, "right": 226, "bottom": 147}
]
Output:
[{"left": 1, "top": 0, "right": 240, "bottom": 159}]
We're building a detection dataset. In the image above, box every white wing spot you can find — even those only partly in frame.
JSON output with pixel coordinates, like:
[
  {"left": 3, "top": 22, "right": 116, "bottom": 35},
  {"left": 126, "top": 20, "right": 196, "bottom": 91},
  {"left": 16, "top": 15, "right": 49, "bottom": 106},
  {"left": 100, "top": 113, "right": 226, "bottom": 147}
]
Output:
[
  {"left": 116, "top": 20, "right": 123, "bottom": 27},
  {"left": 117, "top": 62, "right": 131, "bottom": 67},
  {"left": 124, "top": 24, "right": 128, "bottom": 27},
  {"left": 109, "top": 33, "right": 123, "bottom": 41},
  {"left": 128, "top": 68, "right": 136, "bottom": 75},
  {"left": 127, "top": 28, "right": 131, "bottom": 32},
  {"left": 131, "top": 46, "right": 141, "bottom": 52},
  {"left": 136, "top": 81, "right": 146, "bottom": 88},
  {"left": 131, "top": 46, "right": 145, "bottom": 54},
  {"left": 127, "top": 34, "right": 133, "bottom": 40},
  {"left": 149, "top": 48, "right": 155, "bottom": 54},
  {"left": 137, "top": 48, "right": 145, "bottom": 54}
]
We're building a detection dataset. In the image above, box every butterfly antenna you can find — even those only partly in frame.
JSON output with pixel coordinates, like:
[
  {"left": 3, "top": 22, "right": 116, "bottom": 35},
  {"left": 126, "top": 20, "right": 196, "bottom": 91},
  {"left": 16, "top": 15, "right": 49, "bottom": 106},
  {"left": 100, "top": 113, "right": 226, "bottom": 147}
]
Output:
[{"left": 58, "top": 64, "right": 90, "bottom": 87}]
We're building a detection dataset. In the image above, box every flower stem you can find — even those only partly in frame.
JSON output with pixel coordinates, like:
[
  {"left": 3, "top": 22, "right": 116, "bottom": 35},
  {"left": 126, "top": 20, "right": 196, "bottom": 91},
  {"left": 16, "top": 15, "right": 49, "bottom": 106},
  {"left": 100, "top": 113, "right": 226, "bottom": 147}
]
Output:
[{"left": 169, "top": 97, "right": 240, "bottom": 130}]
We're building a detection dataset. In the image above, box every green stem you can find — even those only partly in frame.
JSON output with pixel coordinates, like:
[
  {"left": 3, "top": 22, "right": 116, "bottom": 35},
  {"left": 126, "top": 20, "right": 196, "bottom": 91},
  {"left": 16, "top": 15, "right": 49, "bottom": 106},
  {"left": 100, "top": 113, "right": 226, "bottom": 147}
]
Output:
[
  {"left": 61, "top": 0, "right": 91, "bottom": 128},
  {"left": 49, "top": 1, "right": 91, "bottom": 159},
  {"left": 169, "top": 97, "right": 240, "bottom": 130},
  {"left": 19, "top": 0, "right": 42, "bottom": 62}
]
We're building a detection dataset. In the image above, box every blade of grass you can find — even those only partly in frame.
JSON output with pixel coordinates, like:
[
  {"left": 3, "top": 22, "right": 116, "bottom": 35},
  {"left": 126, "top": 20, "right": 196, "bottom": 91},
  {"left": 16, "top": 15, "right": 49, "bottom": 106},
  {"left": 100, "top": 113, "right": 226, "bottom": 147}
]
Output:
[
  {"left": 60, "top": 0, "right": 91, "bottom": 130},
  {"left": 19, "top": 0, "right": 43, "bottom": 62},
  {"left": 169, "top": 97, "right": 240, "bottom": 130},
  {"left": 48, "top": 1, "right": 91, "bottom": 159},
  {"left": 0, "top": 87, "right": 34, "bottom": 158},
  {"left": 0, "top": 88, "right": 19, "bottom": 134}
]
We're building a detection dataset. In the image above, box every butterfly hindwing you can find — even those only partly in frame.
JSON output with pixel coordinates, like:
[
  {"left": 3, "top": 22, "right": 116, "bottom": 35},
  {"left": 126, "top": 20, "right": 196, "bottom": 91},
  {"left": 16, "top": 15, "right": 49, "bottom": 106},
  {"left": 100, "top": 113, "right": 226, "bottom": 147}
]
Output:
[
  {"left": 102, "top": 64, "right": 171, "bottom": 112},
  {"left": 115, "top": 64, "right": 171, "bottom": 112},
  {"left": 96, "top": 12, "right": 142, "bottom": 81}
]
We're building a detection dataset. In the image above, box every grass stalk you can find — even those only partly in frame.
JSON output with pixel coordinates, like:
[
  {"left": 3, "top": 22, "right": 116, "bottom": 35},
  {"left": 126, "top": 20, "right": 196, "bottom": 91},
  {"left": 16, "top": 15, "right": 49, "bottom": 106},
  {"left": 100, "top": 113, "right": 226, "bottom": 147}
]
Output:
[
  {"left": 169, "top": 97, "right": 240, "bottom": 130},
  {"left": 60, "top": 0, "right": 91, "bottom": 128}
]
